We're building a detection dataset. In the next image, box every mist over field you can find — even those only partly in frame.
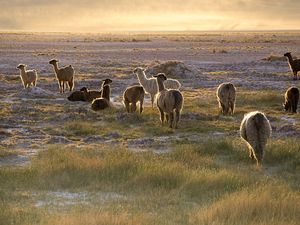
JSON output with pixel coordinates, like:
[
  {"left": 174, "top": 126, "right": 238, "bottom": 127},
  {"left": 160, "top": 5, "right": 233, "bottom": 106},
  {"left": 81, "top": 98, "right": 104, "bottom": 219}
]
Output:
[{"left": 1, "top": 0, "right": 300, "bottom": 32}]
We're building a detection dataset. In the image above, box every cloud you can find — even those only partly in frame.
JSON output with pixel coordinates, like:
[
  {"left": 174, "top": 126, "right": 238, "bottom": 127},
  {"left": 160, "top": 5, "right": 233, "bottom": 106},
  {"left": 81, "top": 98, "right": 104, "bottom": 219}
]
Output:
[{"left": 0, "top": 0, "right": 299, "bottom": 31}]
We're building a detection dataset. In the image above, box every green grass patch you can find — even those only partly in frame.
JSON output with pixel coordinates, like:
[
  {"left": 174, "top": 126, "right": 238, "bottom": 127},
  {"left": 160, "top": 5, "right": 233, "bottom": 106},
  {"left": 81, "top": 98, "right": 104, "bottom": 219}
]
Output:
[{"left": 1, "top": 136, "right": 300, "bottom": 224}]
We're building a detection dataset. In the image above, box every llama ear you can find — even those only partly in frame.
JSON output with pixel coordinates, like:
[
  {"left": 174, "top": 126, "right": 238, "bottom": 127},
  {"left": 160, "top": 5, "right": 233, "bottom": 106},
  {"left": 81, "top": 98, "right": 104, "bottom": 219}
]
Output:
[{"left": 80, "top": 87, "right": 87, "bottom": 92}]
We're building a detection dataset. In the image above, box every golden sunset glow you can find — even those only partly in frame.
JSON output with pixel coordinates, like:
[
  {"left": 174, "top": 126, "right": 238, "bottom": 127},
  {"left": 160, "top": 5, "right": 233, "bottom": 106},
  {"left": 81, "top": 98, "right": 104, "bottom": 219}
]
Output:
[{"left": 1, "top": 1, "right": 300, "bottom": 32}]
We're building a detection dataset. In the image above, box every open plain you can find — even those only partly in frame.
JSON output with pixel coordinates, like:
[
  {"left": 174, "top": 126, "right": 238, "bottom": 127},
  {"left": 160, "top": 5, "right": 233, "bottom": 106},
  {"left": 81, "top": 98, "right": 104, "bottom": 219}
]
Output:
[{"left": 0, "top": 31, "right": 300, "bottom": 225}]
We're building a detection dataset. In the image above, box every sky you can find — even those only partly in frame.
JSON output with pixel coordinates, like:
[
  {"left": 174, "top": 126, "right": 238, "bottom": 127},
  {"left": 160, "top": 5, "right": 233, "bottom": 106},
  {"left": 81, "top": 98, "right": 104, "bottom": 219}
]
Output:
[{"left": 0, "top": 0, "right": 299, "bottom": 32}]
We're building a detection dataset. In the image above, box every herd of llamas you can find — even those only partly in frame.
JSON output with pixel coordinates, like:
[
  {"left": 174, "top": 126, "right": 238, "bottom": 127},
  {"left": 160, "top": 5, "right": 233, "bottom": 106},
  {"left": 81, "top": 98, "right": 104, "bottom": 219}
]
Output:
[{"left": 15, "top": 52, "right": 300, "bottom": 167}]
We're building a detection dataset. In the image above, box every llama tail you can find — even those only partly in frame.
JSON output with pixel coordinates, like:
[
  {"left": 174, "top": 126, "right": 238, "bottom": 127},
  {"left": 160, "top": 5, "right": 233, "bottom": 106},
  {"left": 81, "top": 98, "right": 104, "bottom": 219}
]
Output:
[{"left": 173, "top": 91, "right": 183, "bottom": 109}]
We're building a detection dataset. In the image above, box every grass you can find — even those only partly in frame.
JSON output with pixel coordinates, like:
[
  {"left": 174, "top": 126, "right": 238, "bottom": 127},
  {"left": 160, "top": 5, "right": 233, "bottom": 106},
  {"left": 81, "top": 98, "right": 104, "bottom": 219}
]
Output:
[
  {"left": 39, "top": 87, "right": 297, "bottom": 145},
  {"left": 190, "top": 184, "right": 300, "bottom": 225},
  {"left": 0, "top": 147, "right": 20, "bottom": 158},
  {"left": 1, "top": 86, "right": 300, "bottom": 224},
  {"left": 0, "top": 137, "right": 299, "bottom": 224}
]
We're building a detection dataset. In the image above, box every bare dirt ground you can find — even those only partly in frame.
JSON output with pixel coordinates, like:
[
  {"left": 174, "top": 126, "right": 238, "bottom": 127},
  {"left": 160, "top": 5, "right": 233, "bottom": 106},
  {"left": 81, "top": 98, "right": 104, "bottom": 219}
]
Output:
[{"left": 1, "top": 31, "right": 300, "bottom": 166}]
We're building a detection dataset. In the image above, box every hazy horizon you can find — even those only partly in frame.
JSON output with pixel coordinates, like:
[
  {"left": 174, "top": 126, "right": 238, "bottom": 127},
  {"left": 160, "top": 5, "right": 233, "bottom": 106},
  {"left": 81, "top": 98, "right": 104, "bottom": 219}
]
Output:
[{"left": 1, "top": 0, "right": 299, "bottom": 32}]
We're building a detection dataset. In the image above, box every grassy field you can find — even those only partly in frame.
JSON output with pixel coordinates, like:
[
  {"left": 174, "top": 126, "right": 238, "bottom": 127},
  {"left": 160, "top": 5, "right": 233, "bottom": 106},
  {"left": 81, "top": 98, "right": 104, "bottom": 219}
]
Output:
[
  {"left": 1, "top": 139, "right": 299, "bottom": 224},
  {"left": 1, "top": 87, "right": 300, "bottom": 225}
]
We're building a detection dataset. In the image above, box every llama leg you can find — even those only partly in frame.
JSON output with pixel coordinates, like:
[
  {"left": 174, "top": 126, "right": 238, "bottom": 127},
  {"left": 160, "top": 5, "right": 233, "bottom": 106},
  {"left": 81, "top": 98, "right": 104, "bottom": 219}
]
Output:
[
  {"left": 139, "top": 99, "right": 144, "bottom": 114},
  {"left": 230, "top": 101, "right": 235, "bottom": 115},
  {"left": 218, "top": 102, "right": 222, "bottom": 114},
  {"left": 131, "top": 102, "right": 137, "bottom": 112},
  {"left": 68, "top": 79, "right": 74, "bottom": 91},
  {"left": 174, "top": 109, "right": 180, "bottom": 129},
  {"left": 33, "top": 80, "right": 36, "bottom": 87},
  {"left": 293, "top": 71, "right": 297, "bottom": 80},
  {"left": 220, "top": 102, "right": 225, "bottom": 115},
  {"left": 151, "top": 94, "right": 154, "bottom": 108},
  {"left": 158, "top": 107, "right": 164, "bottom": 125},
  {"left": 169, "top": 112, "right": 174, "bottom": 128},
  {"left": 249, "top": 148, "right": 254, "bottom": 159},
  {"left": 165, "top": 114, "right": 169, "bottom": 123},
  {"left": 124, "top": 100, "right": 130, "bottom": 113},
  {"left": 292, "top": 102, "right": 296, "bottom": 113},
  {"left": 58, "top": 81, "right": 63, "bottom": 93},
  {"left": 62, "top": 82, "right": 65, "bottom": 93},
  {"left": 225, "top": 104, "right": 230, "bottom": 115},
  {"left": 255, "top": 151, "right": 263, "bottom": 166}
]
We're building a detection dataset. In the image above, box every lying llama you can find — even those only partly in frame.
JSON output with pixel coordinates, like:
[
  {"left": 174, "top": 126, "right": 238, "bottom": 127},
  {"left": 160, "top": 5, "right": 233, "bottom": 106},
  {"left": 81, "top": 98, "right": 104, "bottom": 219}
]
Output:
[
  {"left": 67, "top": 89, "right": 86, "bottom": 102},
  {"left": 91, "top": 79, "right": 112, "bottom": 111},
  {"left": 283, "top": 86, "right": 299, "bottom": 113},
  {"left": 80, "top": 87, "right": 101, "bottom": 102},
  {"left": 81, "top": 79, "right": 112, "bottom": 102},
  {"left": 284, "top": 52, "right": 300, "bottom": 80},
  {"left": 67, "top": 79, "right": 112, "bottom": 102},
  {"left": 49, "top": 59, "right": 75, "bottom": 93},
  {"left": 16, "top": 64, "right": 37, "bottom": 88},
  {"left": 154, "top": 73, "right": 183, "bottom": 129},
  {"left": 123, "top": 85, "right": 145, "bottom": 113},
  {"left": 134, "top": 67, "right": 181, "bottom": 108},
  {"left": 240, "top": 111, "right": 272, "bottom": 166},
  {"left": 216, "top": 82, "right": 236, "bottom": 115}
]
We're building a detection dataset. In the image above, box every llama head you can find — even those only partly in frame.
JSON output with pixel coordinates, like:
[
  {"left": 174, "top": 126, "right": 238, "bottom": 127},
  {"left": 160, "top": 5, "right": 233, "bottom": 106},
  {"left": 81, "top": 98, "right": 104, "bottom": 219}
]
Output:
[
  {"left": 153, "top": 73, "right": 167, "bottom": 81},
  {"left": 49, "top": 59, "right": 59, "bottom": 65},
  {"left": 284, "top": 52, "right": 291, "bottom": 57},
  {"left": 283, "top": 102, "right": 290, "bottom": 111},
  {"left": 16, "top": 64, "right": 26, "bottom": 69},
  {"left": 133, "top": 67, "right": 145, "bottom": 74},
  {"left": 80, "top": 87, "right": 89, "bottom": 92},
  {"left": 102, "top": 78, "right": 112, "bottom": 85}
]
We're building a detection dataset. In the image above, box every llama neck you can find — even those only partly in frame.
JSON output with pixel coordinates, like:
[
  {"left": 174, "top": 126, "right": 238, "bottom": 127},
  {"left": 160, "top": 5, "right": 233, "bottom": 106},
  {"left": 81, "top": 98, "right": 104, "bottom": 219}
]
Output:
[
  {"left": 19, "top": 68, "right": 26, "bottom": 77},
  {"left": 286, "top": 55, "right": 294, "bottom": 65},
  {"left": 157, "top": 79, "right": 165, "bottom": 92},
  {"left": 136, "top": 71, "right": 148, "bottom": 86},
  {"left": 102, "top": 85, "right": 110, "bottom": 101},
  {"left": 52, "top": 63, "right": 60, "bottom": 75}
]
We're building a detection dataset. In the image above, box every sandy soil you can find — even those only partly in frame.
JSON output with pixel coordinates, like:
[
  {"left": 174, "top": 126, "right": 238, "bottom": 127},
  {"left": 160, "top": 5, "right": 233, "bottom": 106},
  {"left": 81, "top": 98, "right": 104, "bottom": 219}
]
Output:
[{"left": 1, "top": 31, "right": 300, "bottom": 166}]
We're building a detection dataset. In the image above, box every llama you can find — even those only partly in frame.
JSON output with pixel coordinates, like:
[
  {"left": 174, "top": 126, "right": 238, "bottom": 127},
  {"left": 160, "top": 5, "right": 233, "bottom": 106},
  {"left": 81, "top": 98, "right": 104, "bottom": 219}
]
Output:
[
  {"left": 284, "top": 52, "right": 300, "bottom": 80},
  {"left": 81, "top": 78, "right": 112, "bottom": 102},
  {"left": 67, "top": 79, "right": 112, "bottom": 102},
  {"left": 80, "top": 87, "right": 102, "bottom": 102},
  {"left": 154, "top": 73, "right": 183, "bottom": 128},
  {"left": 91, "top": 79, "right": 112, "bottom": 111},
  {"left": 123, "top": 85, "right": 145, "bottom": 113},
  {"left": 49, "top": 59, "right": 75, "bottom": 93},
  {"left": 283, "top": 87, "right": 299, "bottom": 113},
  {"left": 240, "top": 111, "right": 272, "bottom": 166},
  {"left": 216, "top": 82, "right": 236, "bottom": 115},
  {"left": 16, "top": 64, "right": 37, "bottom": 88},
  {"left": 67, "top": 90, "right": 86, "bottom": 101},
  {"left": 134, "top": 67, "right": 181, "bottom": 108}
]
